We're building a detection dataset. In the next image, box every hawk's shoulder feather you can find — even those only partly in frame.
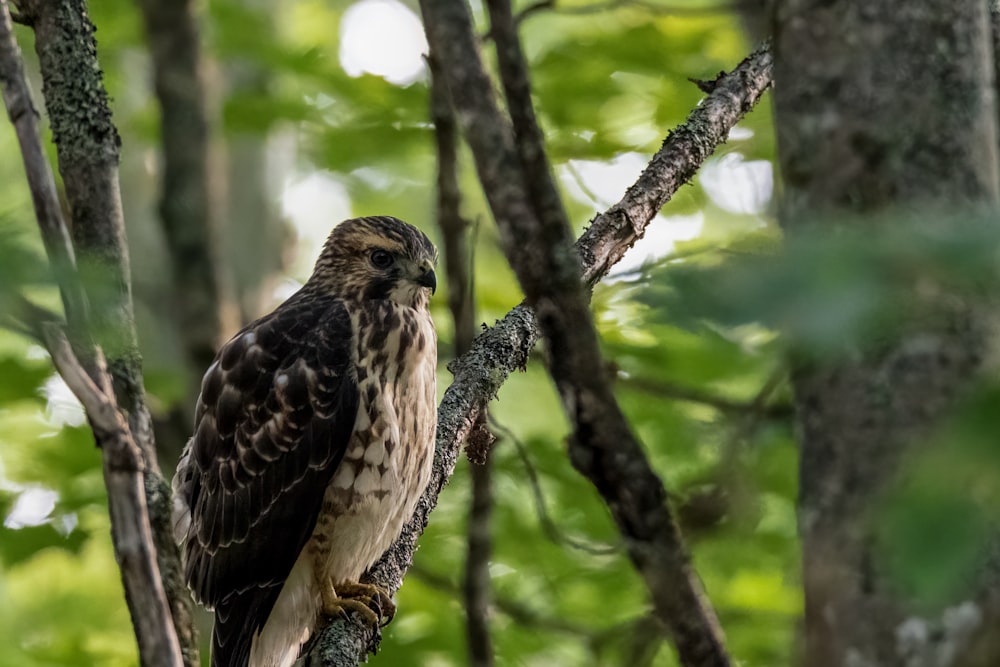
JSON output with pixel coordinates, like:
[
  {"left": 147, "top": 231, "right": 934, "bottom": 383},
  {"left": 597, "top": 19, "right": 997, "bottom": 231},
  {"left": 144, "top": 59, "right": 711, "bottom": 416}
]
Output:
[{"left": 173, "top": 291, "right": 360, "bottom": 660}]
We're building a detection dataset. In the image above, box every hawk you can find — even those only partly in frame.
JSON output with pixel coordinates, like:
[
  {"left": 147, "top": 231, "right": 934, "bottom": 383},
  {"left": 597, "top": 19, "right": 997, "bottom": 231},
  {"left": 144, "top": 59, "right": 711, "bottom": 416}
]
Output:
[{"left": 172, "top": 216, "right": 438, "bottom": 667}]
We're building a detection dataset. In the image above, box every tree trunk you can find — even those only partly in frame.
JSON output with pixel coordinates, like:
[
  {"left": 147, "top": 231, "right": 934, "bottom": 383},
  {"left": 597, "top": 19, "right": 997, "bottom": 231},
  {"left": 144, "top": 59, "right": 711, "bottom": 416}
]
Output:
[{"left": 773, "top": 2, "right": 1000, "bottom": 666}]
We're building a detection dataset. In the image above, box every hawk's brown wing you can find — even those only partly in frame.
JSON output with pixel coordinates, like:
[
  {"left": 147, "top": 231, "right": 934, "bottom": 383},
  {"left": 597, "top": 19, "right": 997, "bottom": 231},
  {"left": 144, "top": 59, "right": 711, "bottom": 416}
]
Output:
[{"left": 174, "top": 291, "right": 358, "bottom": 667}]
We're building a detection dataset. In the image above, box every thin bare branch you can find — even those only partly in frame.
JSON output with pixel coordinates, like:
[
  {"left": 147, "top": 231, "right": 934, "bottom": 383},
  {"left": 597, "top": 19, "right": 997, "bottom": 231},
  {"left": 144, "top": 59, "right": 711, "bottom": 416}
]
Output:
[
  {"left": 620, "top": 375, "right": 792, "bottom": 418},
  {"left": 31, "top": 313, "right": 182, "bottom": 667},
  {"left": 306, "top": 42, "right": 773, "bottom": 665},
  {"left": 0, "top": 0, "right": 87, "bottom": 341},
  {"left": 5, "top": 294, "right": 62, "bottom": 342},
  {"left": 491, "top": 418, "right": 619, "bottom": 555},
  {"left": 410, "top": 564, "right": 600, "bottom": 638}
]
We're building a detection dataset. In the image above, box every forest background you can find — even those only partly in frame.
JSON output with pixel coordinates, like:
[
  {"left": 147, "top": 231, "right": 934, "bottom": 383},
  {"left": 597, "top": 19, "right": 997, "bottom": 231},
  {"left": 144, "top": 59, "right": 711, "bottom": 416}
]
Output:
[{"left": 1, "top": 0, "right": 989, "bottom": 665}]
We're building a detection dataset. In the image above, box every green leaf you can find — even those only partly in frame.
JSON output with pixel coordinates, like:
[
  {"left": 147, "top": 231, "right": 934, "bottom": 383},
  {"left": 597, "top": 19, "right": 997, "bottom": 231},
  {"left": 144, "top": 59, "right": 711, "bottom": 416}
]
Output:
[{"left": 0, "top": 521, "right": 89, "bottom": 568}]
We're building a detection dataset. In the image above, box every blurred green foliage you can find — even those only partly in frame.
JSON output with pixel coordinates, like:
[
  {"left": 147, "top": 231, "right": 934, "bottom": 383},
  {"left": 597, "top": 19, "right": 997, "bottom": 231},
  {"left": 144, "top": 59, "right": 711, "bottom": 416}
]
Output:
[{"left": 0, "top": 0, "right": 812, "bottom": 665}]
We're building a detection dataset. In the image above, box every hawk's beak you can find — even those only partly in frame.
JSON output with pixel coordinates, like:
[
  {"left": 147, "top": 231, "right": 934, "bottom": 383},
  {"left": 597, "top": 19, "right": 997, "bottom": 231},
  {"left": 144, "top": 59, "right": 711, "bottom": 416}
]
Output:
[{"left": 415, "top": 260, "right": 437, "bottom": 294}]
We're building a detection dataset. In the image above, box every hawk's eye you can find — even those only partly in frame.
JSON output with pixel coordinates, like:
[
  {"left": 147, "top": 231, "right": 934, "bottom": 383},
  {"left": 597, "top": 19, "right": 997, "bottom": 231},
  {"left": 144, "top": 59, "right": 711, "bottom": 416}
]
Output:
[{"left": 369, "top": 249, "right": 394, "bottom": 269}]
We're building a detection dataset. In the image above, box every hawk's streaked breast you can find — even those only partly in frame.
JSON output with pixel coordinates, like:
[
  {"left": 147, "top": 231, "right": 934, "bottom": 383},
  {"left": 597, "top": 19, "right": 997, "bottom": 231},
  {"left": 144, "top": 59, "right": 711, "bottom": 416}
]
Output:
[
  {"left": 316, "top": 300, "right": 436, "bottom": 581},
  {"left": 249, "top": 299, "right": 437, "bottom": 667},
  {"left": 172, "top": 216, "right": 439, "bottom": 667}
]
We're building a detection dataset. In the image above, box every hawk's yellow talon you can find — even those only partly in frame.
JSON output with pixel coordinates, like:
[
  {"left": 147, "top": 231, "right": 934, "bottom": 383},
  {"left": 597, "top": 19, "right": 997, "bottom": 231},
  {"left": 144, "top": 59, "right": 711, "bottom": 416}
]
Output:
[{"left": 320, "top": 581, "right": 396, "bottom": 628}]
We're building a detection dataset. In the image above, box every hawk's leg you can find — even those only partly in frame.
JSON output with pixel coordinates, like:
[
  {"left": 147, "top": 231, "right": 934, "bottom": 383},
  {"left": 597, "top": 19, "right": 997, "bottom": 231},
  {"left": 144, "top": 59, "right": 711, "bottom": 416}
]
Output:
[{"left": 319, "top": 580, "right": 396, "bottom": 627}]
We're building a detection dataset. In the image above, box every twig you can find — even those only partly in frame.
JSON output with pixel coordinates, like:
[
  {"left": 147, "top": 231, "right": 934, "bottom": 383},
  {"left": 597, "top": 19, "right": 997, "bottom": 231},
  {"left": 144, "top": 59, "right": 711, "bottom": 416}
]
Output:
[
  {"left": 436, "top": 0, "right": 733, "bottom": 663},
  {"left": 6, "top": 295, "right": 62, "bottom": 344},
  {"left": 511, "top": 0, "right": 553, "bottom": 25},
  {"left": 579, "top": 42, "right": 773, "bottom": 287},
  {"left": 1, "top": 297, "right": 185, "bottom": 667},
  {"left": 8, "top": 0, "right": 196, "bottom": 663},
  {"left": 410, "top": 564, "right": 600, "bottom": 638},
  {"left": 620, "top": 375, "right": 792, "bottom": 418},
  {"left": 491, "top": 418, "right": 619, "bottom": 555},
  {"left": 504, "top": 0, "right": 741, "bottom": 32},
  {"left": 306, "top": 42, "right": 773, "bottom": 665},
  {"left": 413, "top": 563, "right": 668, "bottom": 665},
  {"left": 40, "top": 326, "right": 183, "bottom": 667}
]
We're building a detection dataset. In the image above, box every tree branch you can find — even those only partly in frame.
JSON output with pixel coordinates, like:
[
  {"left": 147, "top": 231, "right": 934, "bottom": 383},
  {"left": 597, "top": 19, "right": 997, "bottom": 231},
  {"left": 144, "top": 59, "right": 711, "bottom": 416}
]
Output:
[
  {"left": 578, "top": 43, "right": 773, "bottom": 287},
  {"left": 425, "top": 0, "right": 733, "bottom": 663},
  {"left": 492, "top": 417, "right": 619, "bottom": 555},
  {"left": 6, "top": 0, "right": 197, "bottom": 663},
  {"left": 414, "top": 563, "right": 668, "bottom": 664},
  {"left": 135, "top": 0, "right": 224, "bottom": 381},
  {"left": 42, "top": 325, "right": 183, "bottom": 667},
  {"left": 0, "top": 0, "right": 87, "bottom": 343},
  {"left": 0, "top": 6, "right": 183, "bottom": 664},
  {"left": 620, "top": 375, "right": 792, "bottom": 418},
  {"left": 305, "top": 41, "right": 773, "bottom": 665},
  {"left": 410, "top": 564, "right": 602, "bottom": 638}
]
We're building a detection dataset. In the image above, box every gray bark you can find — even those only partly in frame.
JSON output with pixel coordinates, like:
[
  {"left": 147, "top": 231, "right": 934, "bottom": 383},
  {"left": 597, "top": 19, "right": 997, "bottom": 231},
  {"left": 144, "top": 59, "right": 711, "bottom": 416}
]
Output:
[
  {"left": 4, "top": 0, "right": 194, "bottom": 663},
  {"left": 773, "top": 1, "right": 1000, "bottom": 666}
]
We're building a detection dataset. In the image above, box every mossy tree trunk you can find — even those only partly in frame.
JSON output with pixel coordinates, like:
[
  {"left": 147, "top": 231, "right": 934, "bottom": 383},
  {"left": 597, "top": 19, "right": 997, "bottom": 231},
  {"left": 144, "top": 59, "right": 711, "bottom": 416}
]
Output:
[{"left": 773, "top": 2, "right": 1000, "bottom": 665}]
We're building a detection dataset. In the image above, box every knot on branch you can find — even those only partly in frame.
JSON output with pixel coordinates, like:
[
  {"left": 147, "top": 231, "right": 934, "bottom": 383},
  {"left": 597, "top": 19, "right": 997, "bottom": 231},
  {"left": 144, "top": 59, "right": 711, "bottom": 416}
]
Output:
[{"left": 464, "top": 414, "right": 495, "bottom": 464}]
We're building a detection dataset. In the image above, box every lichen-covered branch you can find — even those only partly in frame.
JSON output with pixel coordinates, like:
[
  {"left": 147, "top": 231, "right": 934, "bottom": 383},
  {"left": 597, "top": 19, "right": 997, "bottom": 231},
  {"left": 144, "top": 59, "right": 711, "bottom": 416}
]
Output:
[
  {"left": 424, "top": 0, "right": 731, "bottom": 663},
  {"left": 6, "top": 0, "right": 198, "bottom": 663},
  {"left": 306, "top": 38, "right": 773, "bottom": 665},
  {"left": 0, "top": 3, "right": 86, "bottom": 340},
  {"left": 577, "top": 42, "right": 773, "bottom": 287}
]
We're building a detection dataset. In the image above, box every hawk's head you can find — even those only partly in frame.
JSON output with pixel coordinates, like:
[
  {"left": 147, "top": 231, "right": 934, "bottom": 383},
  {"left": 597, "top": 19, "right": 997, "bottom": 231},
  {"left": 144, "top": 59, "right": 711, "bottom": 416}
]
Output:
[{"left": 310, "top": 216, "right": 438, "bottom": 309}]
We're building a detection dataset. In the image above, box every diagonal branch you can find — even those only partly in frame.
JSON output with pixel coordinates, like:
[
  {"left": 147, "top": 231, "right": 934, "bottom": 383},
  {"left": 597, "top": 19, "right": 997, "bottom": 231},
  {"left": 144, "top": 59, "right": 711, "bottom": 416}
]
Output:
[
  {"left": 2, "top": 0, "right": 195, "bottom": 664},
  {"left": 0, "top": 0, "right": 87, "bottom": 343},
  {"left": 305, "top": 41, "right": 773, "bottom": 666},
  {"left": 41, "top": 324, "right": 182, "bottom": 667},
  {"left": 424, "top": 0, "right": 732, "bottom": 663},
  {"left": 492, "top": 417, "right": 619, "bottom": 555}
]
